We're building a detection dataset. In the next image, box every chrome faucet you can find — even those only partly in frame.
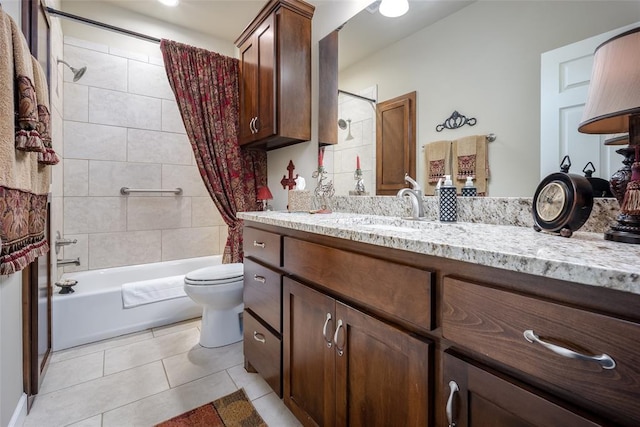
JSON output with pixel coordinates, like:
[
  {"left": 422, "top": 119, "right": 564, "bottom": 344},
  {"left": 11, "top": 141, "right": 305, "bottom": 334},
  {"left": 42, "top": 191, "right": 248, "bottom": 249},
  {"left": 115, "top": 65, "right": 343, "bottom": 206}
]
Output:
[
  {"left": 57, "top": 258, "right": 80, "bottom": 266},
  {"left": 397, "top": 173, "right": 425, "bottom": 219},
  {"left": 55, "top": 231, "right": 77, "bottom": 254}
]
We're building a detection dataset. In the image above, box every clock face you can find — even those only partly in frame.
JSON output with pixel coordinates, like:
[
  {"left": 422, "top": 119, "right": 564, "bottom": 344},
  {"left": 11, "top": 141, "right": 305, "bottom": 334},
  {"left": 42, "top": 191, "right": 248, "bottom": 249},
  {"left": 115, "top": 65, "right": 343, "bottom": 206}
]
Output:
[{"left": 536, "top": 181, "right": 566, "bottom": 222}]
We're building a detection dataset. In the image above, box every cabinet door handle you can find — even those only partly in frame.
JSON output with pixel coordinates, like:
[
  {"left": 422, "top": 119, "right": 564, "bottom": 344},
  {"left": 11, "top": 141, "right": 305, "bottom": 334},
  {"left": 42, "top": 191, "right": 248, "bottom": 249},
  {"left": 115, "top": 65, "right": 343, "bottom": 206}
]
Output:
[
  {"left": 253, "top": 274, "right": 266, "bottom": 283},
  {"left": 253, "top": 241, "right": 265, "bottom": 248},
  {"left": 333, "top": 319, "right": 344, "bottom": 356},
  {"left": 446, "top": 380, "right": 459, "bottom": 427},
  {"left": 523, "top": 329, "right": 616, "bottom": 370},
  {"left": 322, "top": 312, "right": 333, "bottom": 348},
  {"left": 249, "top": 117, "right": 256, "bottom": 134},
  {"left": 253, "top": 331, "right": 266, "bottom": 343},
  {"left": 254, "top": 116, "right": 259, "bottom": 133}
]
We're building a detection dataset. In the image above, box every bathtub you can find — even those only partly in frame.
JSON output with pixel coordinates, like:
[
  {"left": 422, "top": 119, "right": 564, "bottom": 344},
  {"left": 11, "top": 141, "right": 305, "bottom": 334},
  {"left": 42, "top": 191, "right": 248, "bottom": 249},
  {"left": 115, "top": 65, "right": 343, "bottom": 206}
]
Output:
[{"left": 53, "top": 255, "right": 220, "bottom": 351}]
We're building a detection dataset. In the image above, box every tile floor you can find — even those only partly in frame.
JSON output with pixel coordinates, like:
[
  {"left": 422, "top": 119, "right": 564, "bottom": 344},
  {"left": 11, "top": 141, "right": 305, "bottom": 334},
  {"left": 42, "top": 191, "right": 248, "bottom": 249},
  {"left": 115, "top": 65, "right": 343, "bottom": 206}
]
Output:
[{"left": 24, "top": 318, "right": 301, "bottom": 427}]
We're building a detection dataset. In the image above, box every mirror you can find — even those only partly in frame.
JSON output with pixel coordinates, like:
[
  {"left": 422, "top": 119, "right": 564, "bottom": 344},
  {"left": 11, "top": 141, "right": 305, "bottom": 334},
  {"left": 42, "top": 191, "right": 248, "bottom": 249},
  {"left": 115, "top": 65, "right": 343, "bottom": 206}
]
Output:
[{"left": 321, "top": 1, "right": 640, "bottom": 197}]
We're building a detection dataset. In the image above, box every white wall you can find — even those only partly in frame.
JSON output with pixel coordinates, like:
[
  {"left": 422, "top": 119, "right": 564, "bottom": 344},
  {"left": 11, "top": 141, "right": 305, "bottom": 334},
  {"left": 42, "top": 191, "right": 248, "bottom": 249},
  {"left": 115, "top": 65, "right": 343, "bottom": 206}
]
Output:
[
  {"left": 338, "top": 1, "right": 640, "bottom": 197},
  {"left": 1, "top": 1, "right": 25, "bottom": 424}
]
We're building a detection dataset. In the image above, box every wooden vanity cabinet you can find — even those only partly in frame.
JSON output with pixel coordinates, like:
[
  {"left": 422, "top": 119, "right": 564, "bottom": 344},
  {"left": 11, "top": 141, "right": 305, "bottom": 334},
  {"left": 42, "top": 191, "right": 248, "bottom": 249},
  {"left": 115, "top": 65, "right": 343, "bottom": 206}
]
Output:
[
  {"left": 283, "top": 277, "right": 431, "bottom": 427},
  {"left": 443, "top": 351, "right": 603, "bottom": 427},
  {"left": 242, "top": 227, "right": 283, "bottom": 396},
  {"left": 235, "top": 0, "right": 314, "bottom": 150}
]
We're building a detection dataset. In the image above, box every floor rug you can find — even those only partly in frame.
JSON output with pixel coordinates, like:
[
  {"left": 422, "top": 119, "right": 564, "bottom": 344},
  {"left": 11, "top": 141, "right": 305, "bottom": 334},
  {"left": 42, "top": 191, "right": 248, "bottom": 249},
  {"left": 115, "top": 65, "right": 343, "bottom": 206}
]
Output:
[{"left": 155, "top": 388, "right": 267, "bottom": 427}]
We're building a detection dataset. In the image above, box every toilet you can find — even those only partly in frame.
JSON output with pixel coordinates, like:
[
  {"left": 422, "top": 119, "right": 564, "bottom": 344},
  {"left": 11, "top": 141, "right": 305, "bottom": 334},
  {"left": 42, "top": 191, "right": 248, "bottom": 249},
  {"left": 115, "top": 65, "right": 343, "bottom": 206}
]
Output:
[{"left": 184, "top": 263, "right": 244, "bottom": 348}]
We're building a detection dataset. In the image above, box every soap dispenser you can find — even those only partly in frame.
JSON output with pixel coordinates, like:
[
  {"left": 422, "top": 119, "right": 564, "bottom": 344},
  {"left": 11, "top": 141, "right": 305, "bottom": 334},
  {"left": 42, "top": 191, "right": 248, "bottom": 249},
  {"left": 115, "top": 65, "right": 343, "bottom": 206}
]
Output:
[
  {"left": 461, "top": 176, "right": 477, "bottom": 197},
  {"left": 439, "top": 175, "right": 457, "bottom": 222}
]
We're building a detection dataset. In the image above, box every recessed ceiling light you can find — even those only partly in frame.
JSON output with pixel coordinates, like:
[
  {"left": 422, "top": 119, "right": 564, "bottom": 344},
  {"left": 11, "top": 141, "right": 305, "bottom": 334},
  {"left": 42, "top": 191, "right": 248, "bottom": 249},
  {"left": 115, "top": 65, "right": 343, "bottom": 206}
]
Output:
[
  {"left": 158, "top": 0, "right": 179, "bottom": 6},
  {"left": 379, "top": 0, "right": 409, "bottom": 18}
]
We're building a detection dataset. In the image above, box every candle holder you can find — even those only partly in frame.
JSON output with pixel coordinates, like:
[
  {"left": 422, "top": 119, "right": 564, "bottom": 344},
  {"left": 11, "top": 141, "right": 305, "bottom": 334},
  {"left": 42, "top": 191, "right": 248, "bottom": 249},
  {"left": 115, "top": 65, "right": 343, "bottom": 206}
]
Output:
[
  {"left": 354, "top": 168, "right": 366, "bottom": 195},
  {"left": 312, "top": 165, "right": 334, "bottom": 213}
]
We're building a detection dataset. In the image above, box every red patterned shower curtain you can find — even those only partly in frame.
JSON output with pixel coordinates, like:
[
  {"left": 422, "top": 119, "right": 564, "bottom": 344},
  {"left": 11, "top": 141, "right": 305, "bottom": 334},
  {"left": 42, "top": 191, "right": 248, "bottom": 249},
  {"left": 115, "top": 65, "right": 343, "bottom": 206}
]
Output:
[{"left": 160, "top": 40, "right": 266, "bottom": 263}]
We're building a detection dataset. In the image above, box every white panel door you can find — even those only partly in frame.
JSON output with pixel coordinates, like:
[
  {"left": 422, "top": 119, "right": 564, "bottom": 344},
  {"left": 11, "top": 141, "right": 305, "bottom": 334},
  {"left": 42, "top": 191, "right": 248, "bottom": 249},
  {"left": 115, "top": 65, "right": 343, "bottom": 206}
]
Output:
[{"left": 540, "top": 23, "right": 639, "bottom": 181}]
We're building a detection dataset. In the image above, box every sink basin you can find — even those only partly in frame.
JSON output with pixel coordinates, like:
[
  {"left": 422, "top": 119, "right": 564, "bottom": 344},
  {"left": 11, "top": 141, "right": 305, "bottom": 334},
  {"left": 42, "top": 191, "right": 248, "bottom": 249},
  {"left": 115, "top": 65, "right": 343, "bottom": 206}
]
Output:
[
  {"left": 359, "top": 223, "right": 418, "bottom": 233},
  {"left": 327, "top": 215, "right": 446, "bottom": 233}
]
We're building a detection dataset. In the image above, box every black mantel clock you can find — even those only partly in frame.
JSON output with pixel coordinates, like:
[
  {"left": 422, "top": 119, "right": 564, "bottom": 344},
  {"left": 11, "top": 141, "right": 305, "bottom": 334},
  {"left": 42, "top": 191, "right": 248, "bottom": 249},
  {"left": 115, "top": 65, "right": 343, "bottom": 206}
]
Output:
[{"left": 533, "top": 171, "right": 594, "bottom": 238}]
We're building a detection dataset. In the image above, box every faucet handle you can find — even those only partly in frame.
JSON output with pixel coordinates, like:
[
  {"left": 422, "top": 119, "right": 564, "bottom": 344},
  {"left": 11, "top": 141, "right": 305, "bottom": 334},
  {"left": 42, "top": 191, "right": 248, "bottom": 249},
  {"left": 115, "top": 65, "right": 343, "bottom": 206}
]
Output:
[{"left": 404, "top": 173, "right": 421, "bottom": 191}]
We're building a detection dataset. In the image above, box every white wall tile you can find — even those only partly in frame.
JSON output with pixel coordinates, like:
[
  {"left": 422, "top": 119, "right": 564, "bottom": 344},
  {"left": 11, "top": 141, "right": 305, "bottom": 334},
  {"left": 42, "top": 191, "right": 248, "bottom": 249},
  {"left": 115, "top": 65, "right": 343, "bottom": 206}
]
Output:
[
  {"left": 89, "top": 231, "right": 162, "bottom": 269},
  {"left": 63, "top": 83, "right": 88, "bottom": 122},
  {"left": 110, "top": 47, "right": 148, "bottom": 62},
  {"left": 127, "top": 129, "right": 192, "bottom": 165},
  {"left": 89, "top": 161, "right": 161, "bottom": 196},
  {"left": 89, "top": 88, "right": 161, "bottom": 130},
  {"left": 127, "top": 197, "right": 191, "bottom": 231},
  {"left": 128, "top": 60, "right": 173, "bottom": 100},
  {"left": 63, "top": 45, "right": 127, "bottom": 91},
  {"left": 161, "top": 227, "right": 219, "bottom": 261},
  {"left": 191, "top": 197, "right": 223, "bottom": 227},
  {"left": 60, "top": 233, "right": 88, "bottom": 274},
  {"left": 219, "top": 225, "right": 228, "bottom": 254},
  {"left": 64, "top": 197, "right": 127, "bottom": 234},
  {"left": 149, "top": 55, "right": 165, "bottom": 66},
  {"left": 161, "top": 100, "right": 186, "bottom": 133},
  {"left": 64, "top": 159, "right": 88, "bottom": 196},
  {"left": 162, "top": 164, "right": 208, "bottom": 197},
  {"left": 64, "top": 36, "right": 108, "bottom": 53},
  {"left": 64, "top": 121, "right": 127, "bottom": 161}
]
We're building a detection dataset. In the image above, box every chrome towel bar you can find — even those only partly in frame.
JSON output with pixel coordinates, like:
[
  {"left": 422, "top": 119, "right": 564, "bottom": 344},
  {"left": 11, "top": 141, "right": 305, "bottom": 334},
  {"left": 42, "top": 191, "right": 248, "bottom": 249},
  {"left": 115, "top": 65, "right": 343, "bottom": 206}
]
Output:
[{"left": 120, "top": 187, "right": 183, "bottom": 195}]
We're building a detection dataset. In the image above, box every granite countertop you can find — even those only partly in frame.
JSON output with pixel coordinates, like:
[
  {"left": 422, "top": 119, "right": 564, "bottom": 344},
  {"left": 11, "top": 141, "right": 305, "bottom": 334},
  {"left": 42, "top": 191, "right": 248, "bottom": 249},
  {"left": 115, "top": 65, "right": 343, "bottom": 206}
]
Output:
[{"left": 238, "top": 211, "right": 640, "bottom": 296}]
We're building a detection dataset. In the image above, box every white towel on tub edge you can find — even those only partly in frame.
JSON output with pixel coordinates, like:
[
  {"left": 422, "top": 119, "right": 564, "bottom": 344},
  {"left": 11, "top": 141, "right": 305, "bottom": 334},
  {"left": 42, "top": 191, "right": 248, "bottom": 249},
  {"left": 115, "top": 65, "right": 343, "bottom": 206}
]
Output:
[{"left": 122, "top": 274, "right": 187, "bottom": 308}]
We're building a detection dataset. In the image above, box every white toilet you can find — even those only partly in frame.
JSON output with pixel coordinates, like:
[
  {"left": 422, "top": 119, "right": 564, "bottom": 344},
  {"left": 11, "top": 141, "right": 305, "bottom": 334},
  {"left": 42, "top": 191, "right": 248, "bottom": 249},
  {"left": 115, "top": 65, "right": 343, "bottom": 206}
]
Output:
[{"left": 183, "top": 263, "right": 244, "bottom": 348}]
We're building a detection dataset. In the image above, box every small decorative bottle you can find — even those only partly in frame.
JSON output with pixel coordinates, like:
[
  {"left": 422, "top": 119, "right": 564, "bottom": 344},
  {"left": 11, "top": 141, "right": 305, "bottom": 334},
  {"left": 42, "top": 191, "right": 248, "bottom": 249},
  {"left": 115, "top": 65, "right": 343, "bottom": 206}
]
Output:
[
  {"left": 439, "top": 175, "right": 457, "bottom": 222},
  {"left": 461, "top": 176, "right": 477, "bottom": 197}
]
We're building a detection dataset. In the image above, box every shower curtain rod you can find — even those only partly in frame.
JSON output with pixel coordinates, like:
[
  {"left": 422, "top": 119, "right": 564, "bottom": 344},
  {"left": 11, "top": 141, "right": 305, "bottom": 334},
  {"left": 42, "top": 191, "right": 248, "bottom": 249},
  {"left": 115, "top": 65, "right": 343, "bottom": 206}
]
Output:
[
  {"left": 45, "top": 7, "right": 162, "bottom": 44},
  {"left": 338, "top": 89, "right": 376, "bottom": 104}
]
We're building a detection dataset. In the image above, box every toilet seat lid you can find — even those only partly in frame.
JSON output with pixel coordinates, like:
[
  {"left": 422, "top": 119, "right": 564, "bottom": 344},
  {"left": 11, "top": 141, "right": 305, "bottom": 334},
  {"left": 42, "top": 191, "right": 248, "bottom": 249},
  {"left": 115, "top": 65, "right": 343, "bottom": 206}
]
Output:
[{"left": 185, "top": 263, "right": 243, "bottom": 285}]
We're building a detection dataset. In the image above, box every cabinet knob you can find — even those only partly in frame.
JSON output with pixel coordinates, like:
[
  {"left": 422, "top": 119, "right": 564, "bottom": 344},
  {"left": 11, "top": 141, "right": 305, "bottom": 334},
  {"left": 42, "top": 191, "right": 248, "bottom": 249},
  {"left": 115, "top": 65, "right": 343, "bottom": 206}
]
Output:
[
  {"left": 253, "top": 331, "right": 266, "bottom": 343},
  {"left": 446, "top": 380, "right": 459, "bottom": 427},
  {"left": 523, "top": 329, "right": 616, "bottom": 370},
  {"left": 253, "top": 274, "right": 266, "bottom": 283},
  {"left": 322, "top": 312, "right": 333, "bottom": 348},
  {"left": 253, "top": 241, "right": 265, "bottom": 248}
]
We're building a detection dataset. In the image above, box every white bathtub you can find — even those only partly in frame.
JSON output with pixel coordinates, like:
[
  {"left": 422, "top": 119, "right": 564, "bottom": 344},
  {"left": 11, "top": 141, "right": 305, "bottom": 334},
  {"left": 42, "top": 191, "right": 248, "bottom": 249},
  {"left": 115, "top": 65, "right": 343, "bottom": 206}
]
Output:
[{"left": 53, "top": 255, "right": 220, "bottom": 351}]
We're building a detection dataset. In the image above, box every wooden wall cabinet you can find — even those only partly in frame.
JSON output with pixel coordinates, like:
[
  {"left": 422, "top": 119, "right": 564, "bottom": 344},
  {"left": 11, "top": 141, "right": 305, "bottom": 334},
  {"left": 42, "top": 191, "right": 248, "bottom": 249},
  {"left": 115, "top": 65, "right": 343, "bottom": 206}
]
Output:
[
  {"left": 283, "top": 277, "right": 430, "bottom": 427},
  {"left": 235, "top": 0, "right": 314, "bottom": 150}
]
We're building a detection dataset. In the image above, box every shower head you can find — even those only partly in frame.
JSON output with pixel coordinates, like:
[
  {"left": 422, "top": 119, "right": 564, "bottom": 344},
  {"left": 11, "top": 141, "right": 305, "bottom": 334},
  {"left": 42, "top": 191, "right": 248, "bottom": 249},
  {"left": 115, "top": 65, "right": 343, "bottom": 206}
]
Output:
[
  {"left": 57, "top": 59, "right": 87, "bottom": 82},
  {"left": 338, "top": 119, "right": 348, "bottom": 130},
  {"left": 338, "top": 118, "right": 354, "bottom": 141}
]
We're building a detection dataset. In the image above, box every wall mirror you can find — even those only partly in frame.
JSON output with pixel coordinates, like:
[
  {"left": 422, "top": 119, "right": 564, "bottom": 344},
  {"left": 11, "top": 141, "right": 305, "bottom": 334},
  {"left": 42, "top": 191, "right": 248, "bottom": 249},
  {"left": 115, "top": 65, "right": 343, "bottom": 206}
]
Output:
[{"left": 320, "top": 1, "right": 639, "bottom": 197}]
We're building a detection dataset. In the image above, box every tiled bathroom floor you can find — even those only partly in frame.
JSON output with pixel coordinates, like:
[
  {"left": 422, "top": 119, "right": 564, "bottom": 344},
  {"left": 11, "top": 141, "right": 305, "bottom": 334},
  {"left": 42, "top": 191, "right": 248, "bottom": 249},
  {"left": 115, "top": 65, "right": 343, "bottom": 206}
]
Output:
[{"left": 24, "top": 318, "right": 301, "bottom": 427}]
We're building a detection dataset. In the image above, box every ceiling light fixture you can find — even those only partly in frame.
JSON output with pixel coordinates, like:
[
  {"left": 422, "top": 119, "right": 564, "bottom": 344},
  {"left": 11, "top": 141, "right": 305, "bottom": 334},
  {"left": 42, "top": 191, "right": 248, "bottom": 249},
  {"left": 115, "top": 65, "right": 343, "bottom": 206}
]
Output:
[
  {"left": 158, "top": 0, "right": 179, "bottom": 7},
  {"left": 379, "top": 0, "right": 409, "bottom": 18}
]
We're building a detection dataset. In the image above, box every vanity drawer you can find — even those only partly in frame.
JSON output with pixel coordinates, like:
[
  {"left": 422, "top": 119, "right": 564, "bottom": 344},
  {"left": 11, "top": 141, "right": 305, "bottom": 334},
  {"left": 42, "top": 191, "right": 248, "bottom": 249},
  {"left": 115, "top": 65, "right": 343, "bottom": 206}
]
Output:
[
  {"left": 284, "top": 237, "right": 433, "bottom": 331},
  {"left": 243, "top": 258, "right": 281, "bottom": 333},
  {"left": 244, "top": 227, "right": 282, "bottom": 267},
  {"left": 442, "top": 277, "right": 640, "bottom": 425},
  {"left": 244, "top": 310, "right": 282, "bottom": 396}
]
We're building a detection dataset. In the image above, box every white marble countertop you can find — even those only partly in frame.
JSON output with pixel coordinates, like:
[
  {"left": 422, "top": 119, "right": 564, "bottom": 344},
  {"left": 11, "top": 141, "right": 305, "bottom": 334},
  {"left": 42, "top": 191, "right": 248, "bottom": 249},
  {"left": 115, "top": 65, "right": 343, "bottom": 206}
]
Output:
[{"left": 238, "top": 211, "right": 640, "bottom": 296}]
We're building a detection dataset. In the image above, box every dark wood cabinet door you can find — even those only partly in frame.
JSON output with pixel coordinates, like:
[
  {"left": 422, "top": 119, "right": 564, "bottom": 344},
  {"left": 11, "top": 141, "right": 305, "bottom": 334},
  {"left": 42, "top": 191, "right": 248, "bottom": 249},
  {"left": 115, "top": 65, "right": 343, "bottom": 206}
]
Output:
[
  {"left": 254, "top": 13, "right": 275, "bottom": 142},
  {"left": 443, "top": 352, "right": 603, "bottom": 427},
  {"left": 334, "top": 302, "right": 430, "bottom": 426},
  {"left": 238, "top": 34, "right": 258, "bottom": 145},
  {"left": 283, "top": 278, "right": 336, "bottom": 427}
]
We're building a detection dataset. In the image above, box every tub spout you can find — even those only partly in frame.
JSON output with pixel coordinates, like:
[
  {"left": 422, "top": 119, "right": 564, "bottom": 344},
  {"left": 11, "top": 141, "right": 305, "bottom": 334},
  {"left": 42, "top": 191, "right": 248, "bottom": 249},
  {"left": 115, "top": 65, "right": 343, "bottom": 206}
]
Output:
[{"left": 57, "top": 258, "right": 80, "bottom": 266}]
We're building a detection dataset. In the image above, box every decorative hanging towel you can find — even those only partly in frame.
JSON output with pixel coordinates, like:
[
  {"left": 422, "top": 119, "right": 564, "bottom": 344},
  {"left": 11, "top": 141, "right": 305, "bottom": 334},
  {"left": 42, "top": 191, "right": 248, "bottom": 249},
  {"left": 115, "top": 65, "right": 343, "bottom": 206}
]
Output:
[
  {"left": 0, "top": 7, "right": 51, "bottom": 275},
  {"left": 424, "top": 140, "right": 452, "bottom": 195},
  {"left": 32, "top": 56, "right": 59, "bottom": 165},
  {"left": 452, "top": 135, "right": 489, "bottom": 196},
  {"left": 10, "top": 15, "right": 43, "bottom": 153}
]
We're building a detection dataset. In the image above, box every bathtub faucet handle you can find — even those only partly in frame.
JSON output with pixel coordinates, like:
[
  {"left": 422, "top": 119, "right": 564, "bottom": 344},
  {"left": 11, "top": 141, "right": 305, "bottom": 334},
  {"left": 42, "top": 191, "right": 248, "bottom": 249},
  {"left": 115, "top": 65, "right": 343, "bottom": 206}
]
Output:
[{"left": 55, "top": 231, "right": 78, "bottom": 254}]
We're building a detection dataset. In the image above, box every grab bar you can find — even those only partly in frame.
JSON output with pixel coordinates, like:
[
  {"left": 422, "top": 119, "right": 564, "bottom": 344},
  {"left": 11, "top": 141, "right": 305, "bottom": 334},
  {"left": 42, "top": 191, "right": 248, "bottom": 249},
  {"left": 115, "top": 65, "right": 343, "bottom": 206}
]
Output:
[
  {"left": 120, "top": 187, "right": 183, "bottom": 195},
  {"left": 57, "top": 258, "right": 80, "bottom": 266}
]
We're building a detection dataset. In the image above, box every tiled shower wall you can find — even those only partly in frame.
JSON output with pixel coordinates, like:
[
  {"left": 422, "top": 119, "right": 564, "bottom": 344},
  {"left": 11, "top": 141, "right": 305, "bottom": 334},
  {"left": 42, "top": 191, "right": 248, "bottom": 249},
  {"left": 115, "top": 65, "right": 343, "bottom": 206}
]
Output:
[
  {"left": 326, "top": 86, "right": 377, "bottom": 196},
  {"left": 61, "top": 36, "right": 226, "bottom": 273}
]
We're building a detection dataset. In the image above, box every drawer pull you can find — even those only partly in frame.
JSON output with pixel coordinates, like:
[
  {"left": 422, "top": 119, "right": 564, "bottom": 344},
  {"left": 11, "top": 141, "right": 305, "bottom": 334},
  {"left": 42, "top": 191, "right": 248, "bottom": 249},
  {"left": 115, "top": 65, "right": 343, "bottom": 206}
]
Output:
[
  {"left": 322, "top": 312, "right": 333, "bottom": 348},
  {"left": 253, "top": 274, "right": 266, "bottom": 283},
  {"left": 253, "top": 241, "right": 265, "bottom": 248},
  {"left": 333, "top": 319, "right": 344, "bottom": 356},
  {"left": 523, "top": 330, "right": 616, "bottom": 370},
  {"left": 253, "top": 331, "right": 266, "bottom": 343},
  {"left": 446, "top": 380, "right": 459, "bottom": 427}
]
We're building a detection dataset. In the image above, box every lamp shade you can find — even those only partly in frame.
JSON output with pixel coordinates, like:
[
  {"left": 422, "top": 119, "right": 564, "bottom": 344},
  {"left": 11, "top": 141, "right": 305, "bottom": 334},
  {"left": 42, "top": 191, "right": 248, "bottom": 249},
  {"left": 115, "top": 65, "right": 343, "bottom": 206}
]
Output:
[
  {"left": 257, "top": 186, "right": 273, "bottom": 200},
  {"left": 578, "top": 27, "right": 640, "bottom": 134}
]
